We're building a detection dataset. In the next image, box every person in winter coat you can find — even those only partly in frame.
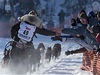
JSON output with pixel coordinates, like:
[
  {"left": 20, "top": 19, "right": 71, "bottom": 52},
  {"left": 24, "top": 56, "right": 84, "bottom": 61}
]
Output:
[
  {"left": 51, "top": 16, "right": 96, "bottom": 72},
  {"left": 51, "top": 17, "right": 93, "bottom": 57},
  {"left": 9, "top": 10, "right": 57, "bottom": 74},
  {"left": 58, "top": 9, "right": 65, "bottom": 28},
  {"left": 11, "top": 10, "right": 57, "bottom": 48},
  {"left": 61, "top": 13, "right": 99, "bottom": 48},
  {"left": 62, "top": 13, "right": 99, "bottom": 56}
]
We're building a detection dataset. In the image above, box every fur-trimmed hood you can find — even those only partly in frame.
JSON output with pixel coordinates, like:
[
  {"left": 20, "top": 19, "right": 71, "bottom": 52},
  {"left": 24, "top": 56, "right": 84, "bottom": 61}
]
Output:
[{"left": 18, "top": 14, "right": 43, "bottom": 28}]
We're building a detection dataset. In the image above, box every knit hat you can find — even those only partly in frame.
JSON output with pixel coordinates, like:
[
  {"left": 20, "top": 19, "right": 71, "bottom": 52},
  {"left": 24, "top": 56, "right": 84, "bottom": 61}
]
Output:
[
  {"left": 79, "top": 13, "right": 88, "bottom": 20},
  {"left": 71, "top": 18, "right": 77, "bottom": 27},
  {"left": 88, "top": 11, "right": 95, "bottom": 18},
  {"left": 96, "top": 11, "right": 100, "bottom": 18}
]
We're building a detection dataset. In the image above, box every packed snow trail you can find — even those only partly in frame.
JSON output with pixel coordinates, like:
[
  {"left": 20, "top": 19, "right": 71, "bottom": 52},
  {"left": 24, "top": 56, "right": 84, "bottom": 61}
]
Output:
[
  {"left": 30, "top": 53, "right": 93, "bottom": 75},
  {"left": 42, "top": 57, "right": 77, "bottom": 75},
  {"left": 0, "top": 37, "right": 93, "bottom": 75},
  {"left": 0, "top": 54, "right": 93, "bottom": 75}
]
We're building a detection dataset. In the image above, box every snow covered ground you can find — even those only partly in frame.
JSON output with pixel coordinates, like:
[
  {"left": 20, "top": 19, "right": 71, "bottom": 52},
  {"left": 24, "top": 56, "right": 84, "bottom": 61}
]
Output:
[{"left": 0, "top": 35, "right": 93, "bottom": 75}]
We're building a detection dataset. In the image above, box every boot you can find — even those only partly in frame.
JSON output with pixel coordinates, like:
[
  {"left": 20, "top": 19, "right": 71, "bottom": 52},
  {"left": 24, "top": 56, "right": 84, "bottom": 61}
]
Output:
[
  {"left": 65, "top": 50, "right": 73, "bottom": 56},
  {"left": 65, "top": 47, "right": 87, "bottom": 56}
]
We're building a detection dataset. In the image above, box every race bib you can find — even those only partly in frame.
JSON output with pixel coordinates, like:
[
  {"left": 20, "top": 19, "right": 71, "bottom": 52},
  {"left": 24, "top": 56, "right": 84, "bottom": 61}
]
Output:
[{"left": 18, "top": 22, "right": 36, "bottom": 42}]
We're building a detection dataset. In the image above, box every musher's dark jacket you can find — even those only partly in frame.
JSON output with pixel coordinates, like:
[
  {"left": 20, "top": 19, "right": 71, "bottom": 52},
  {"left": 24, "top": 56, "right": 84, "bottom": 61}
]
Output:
[{"left": 11, "top": 21, "right": 56, "bottom": 47}]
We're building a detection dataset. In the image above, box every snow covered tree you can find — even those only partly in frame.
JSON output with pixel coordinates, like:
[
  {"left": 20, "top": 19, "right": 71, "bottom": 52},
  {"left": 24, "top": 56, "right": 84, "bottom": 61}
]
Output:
[
  {"left": 43, "top": 0, "right": 56, "bottom": 29},
  {"left": 33, "top": 0, "right": 41, "bottom": 10},
  {"left": 60, "top": 0, "right": 88, "bottom": 16}
]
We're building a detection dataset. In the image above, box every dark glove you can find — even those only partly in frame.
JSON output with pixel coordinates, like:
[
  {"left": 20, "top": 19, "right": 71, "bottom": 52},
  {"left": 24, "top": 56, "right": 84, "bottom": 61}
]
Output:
[
  {"left": 51, "top": 36, "right": 62, "bottom": 41},
  {"left": 97, "top": 48, "right": 100, "bottom": 52},
  {"left": 92, "top": 25, "right": 100, "bottom": 33},
  {"left": 78, "top": 35, "right": 85, "bottom": 40}
]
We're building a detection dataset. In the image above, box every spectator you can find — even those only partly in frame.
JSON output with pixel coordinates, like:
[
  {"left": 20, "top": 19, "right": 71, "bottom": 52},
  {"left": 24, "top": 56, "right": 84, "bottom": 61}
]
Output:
[{"left": 58, "top": 9, "right": 65, "bottom": 28}]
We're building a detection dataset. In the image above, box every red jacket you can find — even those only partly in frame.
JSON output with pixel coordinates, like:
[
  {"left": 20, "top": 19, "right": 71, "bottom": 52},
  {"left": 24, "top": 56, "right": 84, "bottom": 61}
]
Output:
[{"left": 96, "top": 34, "right": 100, "bottom": 44}]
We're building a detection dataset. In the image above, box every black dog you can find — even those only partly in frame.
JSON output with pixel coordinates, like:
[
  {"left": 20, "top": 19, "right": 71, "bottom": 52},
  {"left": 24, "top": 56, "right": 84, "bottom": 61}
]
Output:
[
  {"left": 2, "top": 49, "right": 10, "bottom": 68},
  {"left": 45, "top": 47, "right": 52, "bottom": 62},
  {"left": 52, "top": 43, "right": 61, "bottom": 60}
]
